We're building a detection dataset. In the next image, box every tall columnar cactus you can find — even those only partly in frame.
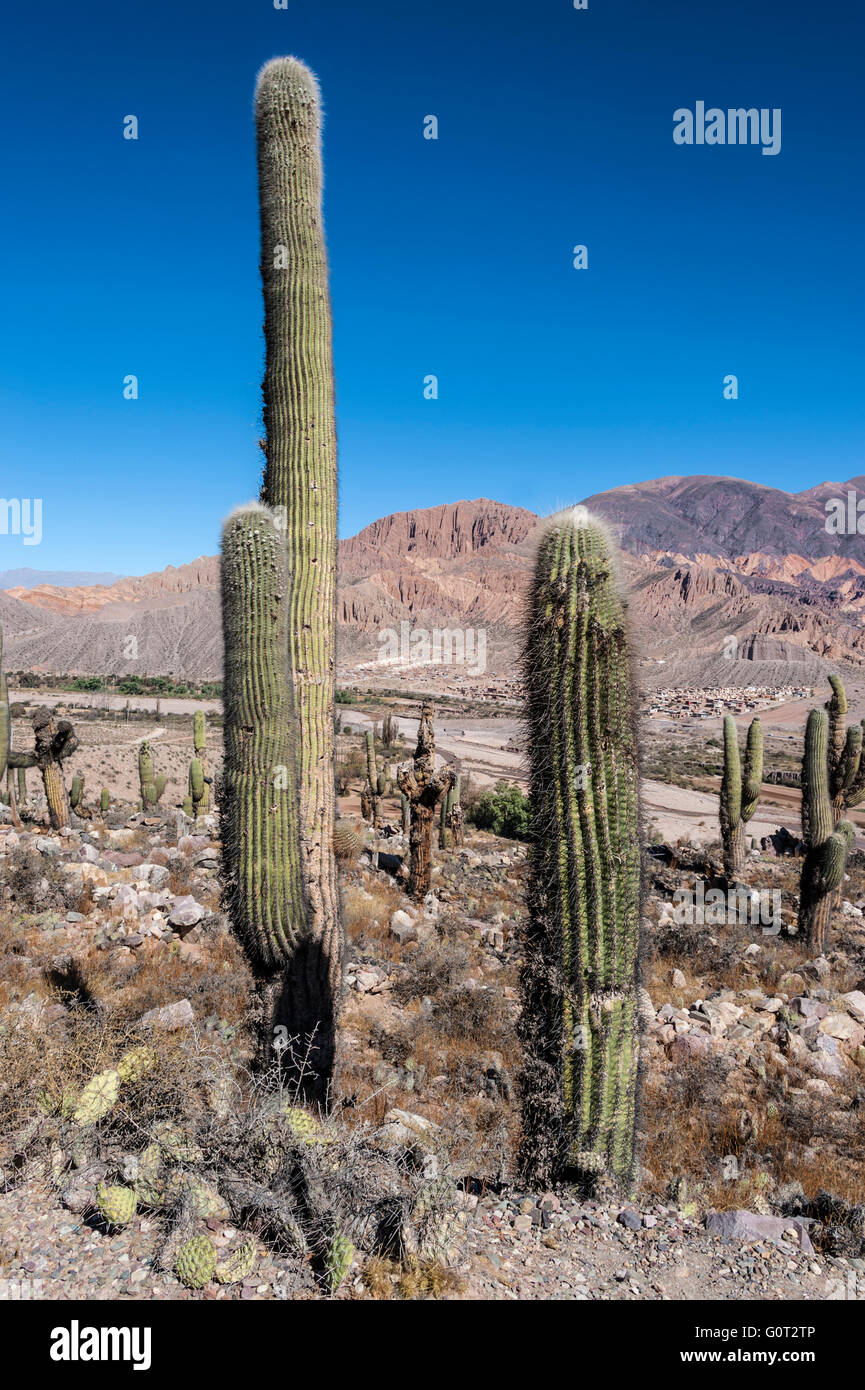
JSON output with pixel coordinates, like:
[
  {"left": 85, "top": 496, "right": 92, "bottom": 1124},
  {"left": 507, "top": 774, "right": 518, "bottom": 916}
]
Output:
[
  {"left": 450, "top": 775, "right": 464, "bottom": 847},
  {"left": 188, "top": 759, "right": 206, "bottom": 819},
  {"left": 255, "top": 57, "right": 341, "bottom": 1076},
  {"left": 0, "top": 631, "right": 79, "bottom": 831},
  {"left": 70, "top": 774, "right": 87, "bottom": 816},
  {"left": 397, "top": 703, "right": 454, "bottom": 899},
  {"left": 364, "top": 730, "right": 380, "bottom": 828},
  {"left": 6, "top": 770, "right": 21, "bottom": 828},
  {"left": 193, "top": 710, "right": 210, "bottom": 813},
  {"left": 0, "top": 627, "right": 9, "bottom": 787},
  {"left": 518, "top": 509, "right": 642, "bottom": 1191},
  {"left": 823, "top": 674, "right": 865, "bottom": 906},
  {"left": 221, "top": 504, "right": 307, "bottom": 976},
  {"left": 100, "top": 787, "right": 109, "bottom": 814},
  {"left": 438, "top": 790, "right": 450, "bottom": 850},
  {"left": 400, "top": 791, "right": 410, "bottom": 835},
  {"left": 138, "top": 742, "right": 167, "bottom": 811},
  {"left": 719, "top": 715, "right": 763, "bottom": 878},
  {"left": 799, "top": 708, "right": 856, "bottom": 952}
]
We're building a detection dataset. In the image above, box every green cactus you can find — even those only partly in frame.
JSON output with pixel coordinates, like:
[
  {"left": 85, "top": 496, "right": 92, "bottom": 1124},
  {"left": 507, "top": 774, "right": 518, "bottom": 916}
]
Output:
[
  {"left": 450, "top": 775, "right": 464, "bottom": 847},
  {"left": 174, "top": 1234, "right": 217, "bottom": 1289},
  {"left": 333, "top": 821, "right": 362, "bottom": 861},
  {"left": 116, "top": 1045, "right": 157, "bottom": 1083},
  {"left": 281, "top": 1104, "right": 326, "bottom": 1145},
  {"left": 138, "top": 742, "right": 166, "bottom": 810},
  {"left": 100, "top": 786, "right": 109, "bottom": 813},
  {"left": 182, "top": 794, "right": 193, "bottom": 817},
  {"left": 0, "top": 627, "right": 9, "bottom": 785},
  {"left": 719, "top": 715, "right": 763, "bottom": 878},
  {"left": 799, "top": 708, "right": 855, "bottom": 951},
  {"left": 324, "top": 1233, "right": 354, "bottom": 1294},
  {"left": 164, "top": 1172, "right": 227, "bottom": 1219},
  {"left": 364, "top": 730, "right": 380, "bottom": 827},
  {"left": 72, "top": 1069, "right": 121, "bottom": 1127},
  {"left": 17, "top": 766, "right": 27, "bottom": 805},
  {"left": 438, "top": 791, "right": 451, "bottom": 850},
  {"left": 192, "top": 711, "right": 210, "bottom": 812},
  {"left": 252, "top": 56, "right": 341, "bottom": 1092},
  {"left": 134, "top": 1144, "right": 166, "bottom": 1207},
  {"left": 220, "top": 505, "right": 307, "bottom": 981},
  {"left": 0, "top": 626, "right": 79, "bottom": 827},
  {"left": 518, "top": 508, "right": 642, "bottom": 1191},
  {"left": 151, "top": 1122, "right": 203, "bottom": 1165},
  {"left": 216, "top": 1237, "right": 257, "bottom": 1285},
  {"left": 188, "top": 758, "right": 205, "bottom": 819},
  {"left": 193, "top": 710, "right": 206, "bottom": 755},
  {"left": 70, "top": 773, "right": 84, "bottom": 811},
  {"left": 96, "top": 1183, "right": 137, "bottom": 1228}
]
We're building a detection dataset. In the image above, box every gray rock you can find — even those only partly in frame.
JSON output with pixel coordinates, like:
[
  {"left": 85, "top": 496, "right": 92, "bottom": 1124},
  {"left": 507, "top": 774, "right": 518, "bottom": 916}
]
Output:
[
  {"left": 137, "top": 863, "right": 170, "bottom": 887},
  {"left": 792, "top": 996, "right": 827, "bottom": 1020},
  {"left": 390, "top": 910, "right": 418, "bottom": 943},
  {"left": 616, "top": 1208, "right": 642, "bottom": 1231},
  {"left": 705, "top": 1209, "right": 813, "bottom": 1254},
  {"left": 840, "top": 990, "right": 865, "bottom": 1024},
  {"left": 168, "top": 896, "right": 206, "bottom": 929},
  {"left": 138, "top": 998, "right": 194, "bottom": 1030}
]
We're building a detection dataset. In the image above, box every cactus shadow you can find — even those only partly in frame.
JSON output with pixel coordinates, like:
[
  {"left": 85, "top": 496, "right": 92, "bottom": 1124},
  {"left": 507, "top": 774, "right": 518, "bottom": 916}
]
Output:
[{"left": 263, "top": 939, "right": 337, "bottom": 1108}]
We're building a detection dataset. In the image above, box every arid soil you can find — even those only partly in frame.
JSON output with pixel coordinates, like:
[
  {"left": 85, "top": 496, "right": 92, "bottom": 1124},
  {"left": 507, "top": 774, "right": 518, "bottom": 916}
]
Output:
[{"left": 2, "top": 721, "right": 865, "bottom": 1302}]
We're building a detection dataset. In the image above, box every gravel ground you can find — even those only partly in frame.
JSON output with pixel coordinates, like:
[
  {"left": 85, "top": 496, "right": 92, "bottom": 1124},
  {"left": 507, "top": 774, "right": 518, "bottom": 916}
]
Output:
[{"left": 1, "top": 1182, "right": 858, "bottom": 1302}]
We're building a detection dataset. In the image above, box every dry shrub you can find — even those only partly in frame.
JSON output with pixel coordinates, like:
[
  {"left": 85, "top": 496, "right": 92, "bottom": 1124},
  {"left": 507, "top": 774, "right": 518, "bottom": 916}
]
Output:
[
  {"left": 342, "top": 880, "right": 404, "bottom": 956},
  {"left": 168, "top": 859, "right": 199, "bottom": 897},
  {"left": 392, "top": 941, "right": 470, "bottom": 1004},
  {"left": 5, "top": 846, "right": 80, "bottom": 913},
  {"left": 359, "top": 1255, "right": 463, "bottom": 1300}
]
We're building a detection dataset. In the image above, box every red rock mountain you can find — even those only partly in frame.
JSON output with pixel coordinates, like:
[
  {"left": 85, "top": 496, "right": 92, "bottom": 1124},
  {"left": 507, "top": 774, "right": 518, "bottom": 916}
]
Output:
[{"left": 4, "top": 482, "right": 865, "bottom": 684}]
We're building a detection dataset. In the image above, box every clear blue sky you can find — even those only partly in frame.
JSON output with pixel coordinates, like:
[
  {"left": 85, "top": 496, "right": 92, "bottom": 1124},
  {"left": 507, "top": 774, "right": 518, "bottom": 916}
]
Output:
[{"left": 1, "top": 0, "right": 862, "bottom": 574}]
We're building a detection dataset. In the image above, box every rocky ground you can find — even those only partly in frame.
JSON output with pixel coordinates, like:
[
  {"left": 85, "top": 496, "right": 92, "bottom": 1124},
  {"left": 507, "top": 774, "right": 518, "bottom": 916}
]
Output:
[{"left": 1, "top": 781, "right": 865, "bottom": 1301}]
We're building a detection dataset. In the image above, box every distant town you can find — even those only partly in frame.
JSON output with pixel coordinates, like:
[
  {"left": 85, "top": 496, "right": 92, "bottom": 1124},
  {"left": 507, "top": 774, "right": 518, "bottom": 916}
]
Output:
[
  {"left": 643, "top": 685, "right": 814, "bottom": 720},
  {"left": 337, "top": 661, "right": 522, "bottom": 706}
]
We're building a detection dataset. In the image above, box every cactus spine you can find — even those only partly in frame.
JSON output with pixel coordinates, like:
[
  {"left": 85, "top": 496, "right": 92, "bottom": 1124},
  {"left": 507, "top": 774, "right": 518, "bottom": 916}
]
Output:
[
  {"left": 221, "top": 505, "right": 307, "bottom": 977},
  {"left": 799, "top": 708, "right": 855, "bottom": 952},
  {"left": 719, "top": 715, "right": 762, "bottom": 878},
  {"left": 255, "top": 56, "right": 341, "bottom": 1091},
  {"left": 519, "top": 509, "right": 642, "bottom": 1190}
]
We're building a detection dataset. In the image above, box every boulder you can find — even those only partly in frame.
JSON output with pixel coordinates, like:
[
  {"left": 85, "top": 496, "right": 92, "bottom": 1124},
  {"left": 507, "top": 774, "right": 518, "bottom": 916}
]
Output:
[{"left": 705, "top": 1209, "right": 813, "bottom": 1254}]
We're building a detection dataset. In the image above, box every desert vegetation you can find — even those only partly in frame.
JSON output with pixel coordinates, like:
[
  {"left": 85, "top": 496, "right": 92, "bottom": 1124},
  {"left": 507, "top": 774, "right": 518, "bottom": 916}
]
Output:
[{"left": 2, "top": 57, "right": 865, "bottom": 1307}]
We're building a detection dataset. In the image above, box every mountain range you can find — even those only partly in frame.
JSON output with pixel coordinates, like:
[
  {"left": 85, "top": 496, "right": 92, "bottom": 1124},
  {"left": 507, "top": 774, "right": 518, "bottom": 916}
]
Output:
[{"left": 3, "top": 476, "right": 865, "bottom": 687}]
